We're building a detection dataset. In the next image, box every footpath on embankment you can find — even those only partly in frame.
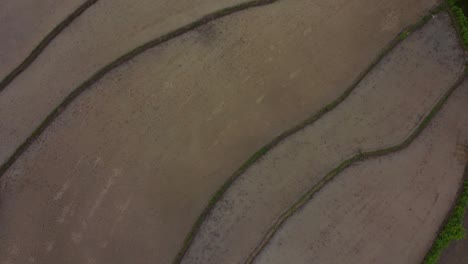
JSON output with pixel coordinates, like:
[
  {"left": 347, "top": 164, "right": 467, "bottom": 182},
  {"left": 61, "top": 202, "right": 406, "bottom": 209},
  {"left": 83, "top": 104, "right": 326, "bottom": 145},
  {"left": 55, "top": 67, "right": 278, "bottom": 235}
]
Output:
[
  {"left": 0, "top": 0, "right": 438, "bottom": 173},
  {"left": 0, "top": 0, "right": 87, "bottom": 80},
  {"left": 255, "top": 78, "right": 468, "bottom": 264},
  {"left": 0, "top": 1, "right": 457, "bottom": 264},
  {"left": 180, "top": 12, "right": 465, "bottom": 264}
]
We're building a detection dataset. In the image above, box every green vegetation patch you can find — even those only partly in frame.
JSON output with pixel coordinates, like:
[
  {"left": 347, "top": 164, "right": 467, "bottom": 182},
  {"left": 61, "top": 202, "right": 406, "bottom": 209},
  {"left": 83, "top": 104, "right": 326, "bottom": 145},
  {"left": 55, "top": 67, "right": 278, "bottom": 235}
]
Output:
[
  {"left": 457, "top": 0, "right": 468, "bottom": 17},
  {"left": 423, "top": 180, "right": 468, "bottom": 264},
  {"left": 398, "top": 30, "right": 411, "bottom": 41},
  {"left": 448, "top": 0, "right": 468, "bottom": 46},
  {"left": 422, "top": 2, "right": 468, "bottom": 263}
]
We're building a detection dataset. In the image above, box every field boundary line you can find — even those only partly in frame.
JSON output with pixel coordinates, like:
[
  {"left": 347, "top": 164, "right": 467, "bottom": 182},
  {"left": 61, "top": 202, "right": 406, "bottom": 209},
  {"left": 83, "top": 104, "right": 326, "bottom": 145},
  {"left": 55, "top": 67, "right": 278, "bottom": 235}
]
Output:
[
  {"left": 0, "top": 0, "right": 284, "bottom": 177},
  {"left": 174, "top": 5, "right": 446, "bottom": 264},
  {"left": 245, "top": 65, "right": 467, "bottom": 264},
  {"left": 0, "top": 0, "right": 100, "bottom": 93},
  {"left": 421, "top": 0, "right": 468, "bottom": 262}
]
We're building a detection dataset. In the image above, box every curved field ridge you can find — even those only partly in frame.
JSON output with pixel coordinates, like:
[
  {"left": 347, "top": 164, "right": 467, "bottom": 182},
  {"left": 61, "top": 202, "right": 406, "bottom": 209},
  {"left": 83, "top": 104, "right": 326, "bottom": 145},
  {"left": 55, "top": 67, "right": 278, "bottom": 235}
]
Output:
[
  {"left": 421, "top": 2, "right": 468, "bottom": 263},
  {"left": 181, "top": 10, "right": 462, "bottom": 264},
  {"left": 174, "top": 4, "right": 445, "bottom": 264},
  {"left": 0, "top": 1, "right": 444, "bottom": 263},
  {"left": 0, "top": 0, "right": 99, "bottom": 93},
  {"left": 0, "top": 0, "right": 281, "bottom": 177},
  {"left": 249, "top": 72, "right": 467, "bottom": 264},
  {"left": 254, "top": 78, "right": 468, "bottom": 264}
]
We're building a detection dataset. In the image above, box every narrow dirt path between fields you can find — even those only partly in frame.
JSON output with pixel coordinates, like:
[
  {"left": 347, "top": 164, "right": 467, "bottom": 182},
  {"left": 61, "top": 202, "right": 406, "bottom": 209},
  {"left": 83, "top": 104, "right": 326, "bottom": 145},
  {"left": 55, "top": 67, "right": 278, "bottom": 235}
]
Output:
[
  {"left": 0, "top": 0, "right": 99, "bottom": 93},
  {"left": 0, "top": 0, "right": 87, "bottom": 80},
  {"left": 0, "top": 0, "right": 262, "bottom": 167},
  {"left": 254, "top": 79, "right": 468, "bottom": 264},
  {"left": 0, "top": 0, "right": 437, "bottom": 174},
  {"left": 181, "top": 13, "right": 463, "bottom": 264},
  {"left": 0, "top": 1, "right": 442, "bottom": 264}
]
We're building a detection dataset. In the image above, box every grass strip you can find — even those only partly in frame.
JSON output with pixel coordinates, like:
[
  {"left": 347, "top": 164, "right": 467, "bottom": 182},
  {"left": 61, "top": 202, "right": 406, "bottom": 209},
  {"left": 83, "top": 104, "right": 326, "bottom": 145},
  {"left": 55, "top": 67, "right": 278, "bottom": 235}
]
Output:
[
  {"left": 0, "top": 0, "right": 282, "bottom": 178},
  {"left": 173, "top": 5, "right": 446, "bottom": 264},
  {"left": 0, "top": 0, "right": 100, "bottom": 93},
  {"left": 447, "top": 0, "right": 468, "bottom": 47},
  {"left": 420, "top": 1, "right": 468, "bottom": 263},
  {"left": 423, "top": 177, "right": 468, "bottom": 264}
]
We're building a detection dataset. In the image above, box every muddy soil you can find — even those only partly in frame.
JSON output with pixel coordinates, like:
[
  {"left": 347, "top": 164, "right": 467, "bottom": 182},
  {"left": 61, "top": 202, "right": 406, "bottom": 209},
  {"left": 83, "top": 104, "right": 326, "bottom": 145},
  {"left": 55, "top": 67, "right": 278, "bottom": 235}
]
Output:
[
  {"left": 255, "top": 78, "right": 468, "bottom": 264},
  {"left": 0, "top": 0, "right": 444, "bottom": 263},
  {"left": 181, "top": 13, "right": 464, "bottom": 264},
  {"left": 0, "top": 0, "right": 247, "bottom": 163},
  {"left": 0, "top": 0, "right": 438, "bottom": 165},
  {"left": 0, "top": 0, "right": 84, "bottom": 78}
]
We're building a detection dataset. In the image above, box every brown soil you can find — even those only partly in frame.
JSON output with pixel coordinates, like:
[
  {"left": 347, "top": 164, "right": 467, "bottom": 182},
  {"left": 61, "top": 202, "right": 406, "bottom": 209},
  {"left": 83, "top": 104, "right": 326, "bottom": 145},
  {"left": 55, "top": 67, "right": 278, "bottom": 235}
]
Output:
[
  {"left": 0, "top": 0, "right": 84, "bottom": 78},
  {"left": 0, "top": 0, "right": 444, "bottom": 263},
  {"left": 255, "top": 78, "right": 468, "bottom": 264},
  {"left": 0, "top": 0, "right": 437, "bottom": 166},
  {"left": 0, "top": 0, "right": 247, "bottom": 164},
  {"left": 181, "top": 13, "right": 464, "bottom": 264}
]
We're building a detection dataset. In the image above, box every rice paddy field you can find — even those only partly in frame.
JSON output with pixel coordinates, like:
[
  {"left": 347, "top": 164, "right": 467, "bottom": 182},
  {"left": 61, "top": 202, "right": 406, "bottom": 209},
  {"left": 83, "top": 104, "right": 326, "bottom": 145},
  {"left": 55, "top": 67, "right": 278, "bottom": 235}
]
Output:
[{"left": 0, "top": 0, "right": 466, "bottom": 263}]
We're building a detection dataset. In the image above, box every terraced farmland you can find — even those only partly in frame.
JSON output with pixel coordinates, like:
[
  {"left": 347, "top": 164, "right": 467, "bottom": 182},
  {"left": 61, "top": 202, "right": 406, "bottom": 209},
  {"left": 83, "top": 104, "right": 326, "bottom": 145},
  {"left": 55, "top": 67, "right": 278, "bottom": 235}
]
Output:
[{"left": 0, "top": 0, "right": 466, "bottom": 264}]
